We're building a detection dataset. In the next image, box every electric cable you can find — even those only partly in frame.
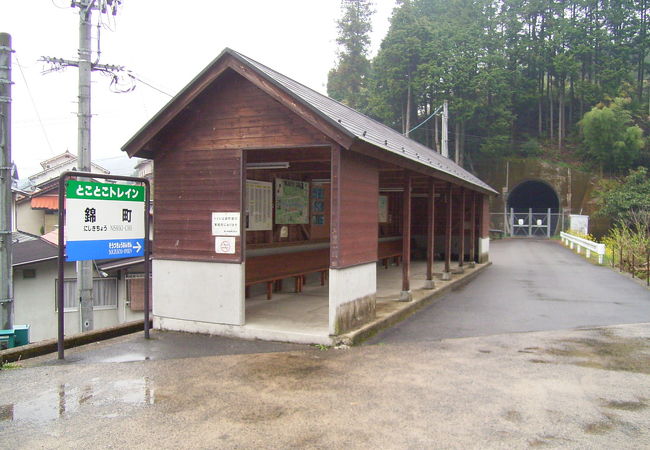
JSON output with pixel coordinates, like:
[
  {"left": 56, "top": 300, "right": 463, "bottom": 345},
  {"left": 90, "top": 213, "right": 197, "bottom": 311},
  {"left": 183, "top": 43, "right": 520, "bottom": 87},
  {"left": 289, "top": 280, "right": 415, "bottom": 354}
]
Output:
[{"left": 15, "top": 56, "right": 56, "bottom": 155}]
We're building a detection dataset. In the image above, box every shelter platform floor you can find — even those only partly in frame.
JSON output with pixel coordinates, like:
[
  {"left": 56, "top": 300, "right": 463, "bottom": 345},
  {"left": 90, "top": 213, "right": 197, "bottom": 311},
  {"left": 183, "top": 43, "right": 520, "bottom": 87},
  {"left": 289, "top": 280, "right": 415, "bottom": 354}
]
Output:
[{"left": 241, "top": 260, "right": 478, "bottom": 345}]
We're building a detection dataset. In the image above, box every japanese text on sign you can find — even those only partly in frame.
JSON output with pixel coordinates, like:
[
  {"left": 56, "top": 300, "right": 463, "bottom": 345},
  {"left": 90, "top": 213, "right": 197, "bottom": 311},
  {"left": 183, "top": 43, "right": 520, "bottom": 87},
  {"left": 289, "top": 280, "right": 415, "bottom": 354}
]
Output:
[
  {"left": 66, "top": 180, "right": 144, "bottom": 202},
  {"left": 212, "top": 212, "right": 240, "bottom": 236}
]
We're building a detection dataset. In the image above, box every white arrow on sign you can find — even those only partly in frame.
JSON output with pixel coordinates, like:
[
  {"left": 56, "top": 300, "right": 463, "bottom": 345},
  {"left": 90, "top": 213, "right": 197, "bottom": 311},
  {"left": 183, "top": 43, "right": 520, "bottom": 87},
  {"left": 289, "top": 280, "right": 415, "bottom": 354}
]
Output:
[{"left": 133, "top": 242, "right": 142, "bottom": 253}]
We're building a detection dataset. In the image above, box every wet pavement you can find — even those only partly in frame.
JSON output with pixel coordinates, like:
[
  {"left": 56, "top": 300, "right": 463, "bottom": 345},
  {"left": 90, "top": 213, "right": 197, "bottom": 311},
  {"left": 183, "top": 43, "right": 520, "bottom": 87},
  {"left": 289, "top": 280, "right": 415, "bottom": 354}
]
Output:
[
  {"left": 2, "top": 323, "right": 650, "bottom": 448},
  {"left": 369, "top": 239, "right": 650, "bottom": 343},
  {"left": 1, "top": 239, "right": 649, "bottom": 448}
]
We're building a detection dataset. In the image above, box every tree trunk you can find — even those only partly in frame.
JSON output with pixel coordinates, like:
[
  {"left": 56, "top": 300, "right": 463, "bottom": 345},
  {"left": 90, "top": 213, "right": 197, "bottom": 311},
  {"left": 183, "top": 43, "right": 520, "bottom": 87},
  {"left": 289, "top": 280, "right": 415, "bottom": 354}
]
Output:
[
  {"left": 459, "top": 121, "right": 465, "bottom": 167},
  {"left": 549, "top": 74, "right": 554, "bottom": 141},
  {"left": 569, "top": 76, "right": 574, "bottom": 127},
  {"left": 558, "top": 78, "right": 564, "bottom": 151},
  {"left": 538, "top": 73, "right": 543, "bottom": 136}
]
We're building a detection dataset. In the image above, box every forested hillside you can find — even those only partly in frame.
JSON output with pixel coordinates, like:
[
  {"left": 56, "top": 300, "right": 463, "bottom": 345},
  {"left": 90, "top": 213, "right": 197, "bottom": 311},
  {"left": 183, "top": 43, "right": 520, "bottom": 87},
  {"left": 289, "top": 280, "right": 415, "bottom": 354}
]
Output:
[{"left": 328, "top": 0, "right": 649, "bottom": 174}]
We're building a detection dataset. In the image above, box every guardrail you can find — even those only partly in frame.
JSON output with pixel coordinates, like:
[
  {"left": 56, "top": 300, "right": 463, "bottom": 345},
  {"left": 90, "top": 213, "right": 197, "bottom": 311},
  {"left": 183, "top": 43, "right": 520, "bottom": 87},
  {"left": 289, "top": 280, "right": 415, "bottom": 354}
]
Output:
[{"left": 560, "top": 232, "right": 606, "bottom": 264}]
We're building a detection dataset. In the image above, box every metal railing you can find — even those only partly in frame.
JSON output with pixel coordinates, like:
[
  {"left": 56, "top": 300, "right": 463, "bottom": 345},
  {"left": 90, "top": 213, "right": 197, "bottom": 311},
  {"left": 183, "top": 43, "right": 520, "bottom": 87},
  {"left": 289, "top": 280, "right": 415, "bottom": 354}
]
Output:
[
  {"left": 608, "top": 243, "right": 650, "bottom": 287},
  {"left": 560, "top": 232, "right": 606, "bottom": 264}
]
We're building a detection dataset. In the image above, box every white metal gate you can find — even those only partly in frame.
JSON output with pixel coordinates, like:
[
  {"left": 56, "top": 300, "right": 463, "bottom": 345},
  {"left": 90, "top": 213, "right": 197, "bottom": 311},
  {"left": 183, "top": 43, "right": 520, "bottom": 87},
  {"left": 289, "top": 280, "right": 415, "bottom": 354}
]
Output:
[{"left": 509, "top": 208, "right": 553, "bottom": 238}]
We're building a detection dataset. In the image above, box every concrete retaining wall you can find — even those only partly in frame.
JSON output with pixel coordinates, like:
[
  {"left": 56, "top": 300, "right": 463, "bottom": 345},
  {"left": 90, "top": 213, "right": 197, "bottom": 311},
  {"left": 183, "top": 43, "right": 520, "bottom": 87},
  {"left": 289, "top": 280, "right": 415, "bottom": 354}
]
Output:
[
  {"left": 328, "top": 262, "right": 376, "bottom": 335},
  {"left": 153, "top": 259, "right": 245, "bottom": 329}
]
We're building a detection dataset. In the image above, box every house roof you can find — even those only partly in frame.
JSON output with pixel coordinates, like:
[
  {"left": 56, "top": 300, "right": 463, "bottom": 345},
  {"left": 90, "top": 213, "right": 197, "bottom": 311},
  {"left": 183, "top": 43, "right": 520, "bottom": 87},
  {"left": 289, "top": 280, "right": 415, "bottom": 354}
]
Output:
[
  {"left": 12, "top": 231, "right": 58, "bottom": 267},
  {"left": 122, "top": 48, "right": 497, "bottom": 195}
]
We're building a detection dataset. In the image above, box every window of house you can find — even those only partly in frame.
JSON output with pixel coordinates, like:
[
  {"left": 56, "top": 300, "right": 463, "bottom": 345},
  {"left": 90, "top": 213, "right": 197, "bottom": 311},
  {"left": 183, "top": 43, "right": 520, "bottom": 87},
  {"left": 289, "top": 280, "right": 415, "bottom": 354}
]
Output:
[
  {"left": 126, "top": 273, "right": 151, "bottom": 312},
  {"left": 55, "top": 277, "right": 118, "bottom": 311}
]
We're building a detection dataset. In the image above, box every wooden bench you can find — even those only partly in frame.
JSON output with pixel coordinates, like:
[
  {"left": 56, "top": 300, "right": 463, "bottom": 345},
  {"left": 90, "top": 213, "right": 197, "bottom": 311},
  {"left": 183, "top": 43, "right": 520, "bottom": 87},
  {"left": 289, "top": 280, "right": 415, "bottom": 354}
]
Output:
[
  {"left": 245, "top": 248, "right": 329, "bottom": 300},
  {"left": 378, "top": 239, "right": 402, "bottom": 269}
]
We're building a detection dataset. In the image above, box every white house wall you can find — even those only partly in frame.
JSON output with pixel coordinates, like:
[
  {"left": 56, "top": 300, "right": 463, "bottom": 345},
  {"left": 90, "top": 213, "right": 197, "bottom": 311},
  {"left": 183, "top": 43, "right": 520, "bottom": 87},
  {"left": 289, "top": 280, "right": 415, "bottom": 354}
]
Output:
[
  {"left": 15, "top": 201, "right": 45, "bottom": 236},
  {"left": 13, "top": 260, "right": 143, "bottom": 343}
]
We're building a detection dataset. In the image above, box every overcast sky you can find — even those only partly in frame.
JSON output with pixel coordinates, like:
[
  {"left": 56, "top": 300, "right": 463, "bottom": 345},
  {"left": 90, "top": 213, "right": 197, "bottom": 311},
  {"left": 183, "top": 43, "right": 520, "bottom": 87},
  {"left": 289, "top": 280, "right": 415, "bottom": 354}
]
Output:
[{"left": 1, "top": 0, "right": 394, "bottom": 178}]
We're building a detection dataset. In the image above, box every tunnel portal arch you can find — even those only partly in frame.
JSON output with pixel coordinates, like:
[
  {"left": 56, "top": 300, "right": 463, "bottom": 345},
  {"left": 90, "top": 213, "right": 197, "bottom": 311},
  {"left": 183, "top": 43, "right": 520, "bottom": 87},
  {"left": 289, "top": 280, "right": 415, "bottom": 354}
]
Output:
[
  {"left": 507, "top": 180, "right": 560, "bottom": 236},
  {"left": 507, "top": 179, "right": 560, "bottom": 213}
]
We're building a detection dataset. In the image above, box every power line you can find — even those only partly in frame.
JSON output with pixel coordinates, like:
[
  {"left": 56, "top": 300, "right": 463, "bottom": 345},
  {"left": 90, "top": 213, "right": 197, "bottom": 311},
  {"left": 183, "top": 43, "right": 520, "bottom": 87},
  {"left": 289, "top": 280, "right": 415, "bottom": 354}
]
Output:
[
  {"left": 15, "top": 56, "right": 56, "bottom": 155},
  {"left": 128, "top": 72, "right": 173, "bottom": 97}
]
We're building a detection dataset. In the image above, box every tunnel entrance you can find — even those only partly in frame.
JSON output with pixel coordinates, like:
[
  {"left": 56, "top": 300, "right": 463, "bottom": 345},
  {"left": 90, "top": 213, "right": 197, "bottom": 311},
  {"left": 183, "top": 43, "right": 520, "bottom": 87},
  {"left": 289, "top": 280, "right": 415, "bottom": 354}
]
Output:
[{"left": 507, "top": 180, "right": 560, "bottom": 237}]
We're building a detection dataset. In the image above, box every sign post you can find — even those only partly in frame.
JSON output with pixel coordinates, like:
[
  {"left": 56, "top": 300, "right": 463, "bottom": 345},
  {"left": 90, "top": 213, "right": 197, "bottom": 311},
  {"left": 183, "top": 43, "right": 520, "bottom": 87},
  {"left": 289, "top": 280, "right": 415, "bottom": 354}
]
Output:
[{"left": 58, "top": 171, "right": 151, "bottom": 359}]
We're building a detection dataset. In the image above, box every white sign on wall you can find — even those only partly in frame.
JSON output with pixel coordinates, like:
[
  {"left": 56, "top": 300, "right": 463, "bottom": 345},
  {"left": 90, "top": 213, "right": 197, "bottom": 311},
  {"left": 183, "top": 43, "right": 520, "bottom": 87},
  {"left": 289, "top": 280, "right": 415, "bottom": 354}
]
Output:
[
  {"left": 215, "top": 236, "right": 236, "bottom": 254},
  {"left": 246, "top": 180, "right": 272, "bottom": 231},
  {"left": 212, "top": 212, "right": 240, "bottom": 236}
]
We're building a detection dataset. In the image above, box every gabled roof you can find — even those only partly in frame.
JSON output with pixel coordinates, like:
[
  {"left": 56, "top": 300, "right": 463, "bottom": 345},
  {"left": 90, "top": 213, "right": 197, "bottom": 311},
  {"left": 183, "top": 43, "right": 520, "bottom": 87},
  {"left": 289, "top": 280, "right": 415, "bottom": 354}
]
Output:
[
  {"left": 122, "top": 48, "right": 497, "bottom": 195},
  {"left": 12, "top": 231, "right": 58, "bottom": 267}
]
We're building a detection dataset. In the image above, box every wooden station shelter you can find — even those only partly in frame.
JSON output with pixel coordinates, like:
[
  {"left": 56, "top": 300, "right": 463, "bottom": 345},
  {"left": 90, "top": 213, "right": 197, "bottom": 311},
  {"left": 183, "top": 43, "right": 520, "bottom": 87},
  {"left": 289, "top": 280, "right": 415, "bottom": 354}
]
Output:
[{"left": 122, "top": 48, "right": 497, "bottom": 339}]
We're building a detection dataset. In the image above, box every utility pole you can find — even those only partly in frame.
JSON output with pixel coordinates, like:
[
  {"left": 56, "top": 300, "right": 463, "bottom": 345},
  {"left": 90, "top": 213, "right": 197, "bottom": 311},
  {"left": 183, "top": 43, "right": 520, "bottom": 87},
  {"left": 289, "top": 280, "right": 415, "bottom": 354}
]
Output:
[
  {"left": 0, "top": 33, "right": 13, "bottom": 331},
  {"left": 42, "top": 0, "right": 123, "bottom": 333},
  {"left": 441, "top": 100, "right": 449, "bottom": 158},
  {"left": 76, "top": 0, "right": 94, "bottom": 333}
]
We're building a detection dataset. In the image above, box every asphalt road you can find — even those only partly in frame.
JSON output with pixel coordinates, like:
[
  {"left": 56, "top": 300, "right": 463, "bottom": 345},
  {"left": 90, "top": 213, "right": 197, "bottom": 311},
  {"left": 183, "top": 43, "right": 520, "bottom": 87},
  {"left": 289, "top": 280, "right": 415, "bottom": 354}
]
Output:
[
  {"left": 369, "top": 238, "right": 650, "bottom": 344},
  {"left": 2, "top": 239, "right": 650, "bottom": 448}
]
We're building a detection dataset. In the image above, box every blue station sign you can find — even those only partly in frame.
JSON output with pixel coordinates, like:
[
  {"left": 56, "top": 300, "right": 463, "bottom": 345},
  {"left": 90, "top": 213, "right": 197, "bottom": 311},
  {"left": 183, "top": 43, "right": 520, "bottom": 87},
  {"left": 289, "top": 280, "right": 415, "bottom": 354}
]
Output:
[{"left": 65, "top": 180, "right": 145, "bottom": 261}]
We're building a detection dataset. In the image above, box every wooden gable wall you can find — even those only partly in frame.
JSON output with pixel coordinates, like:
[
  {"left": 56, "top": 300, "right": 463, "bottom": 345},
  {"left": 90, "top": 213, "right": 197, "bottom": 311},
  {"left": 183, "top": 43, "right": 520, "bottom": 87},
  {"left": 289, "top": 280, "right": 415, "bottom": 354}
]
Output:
[
  {"left": 152, "top": 70, "right": 333, "bottom": 262},
  {"left": 330, "top": 147, "right": 379, "bottom": 268}
]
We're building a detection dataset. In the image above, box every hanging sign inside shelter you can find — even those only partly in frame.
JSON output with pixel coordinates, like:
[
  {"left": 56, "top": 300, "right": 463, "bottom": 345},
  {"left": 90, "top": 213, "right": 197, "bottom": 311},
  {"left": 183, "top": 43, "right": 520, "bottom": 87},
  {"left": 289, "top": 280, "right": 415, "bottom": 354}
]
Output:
[
  {"left": 65, "top": 180, "right": 145, "bottom": 261},
  {"left": 378, "top": 196, "right": 388, "bottom": 223},
  {"left": 246, "top": 180, "right": 272, "bottom": 231},
  {"left": 212, "top": 212, "right": 240, "bottom": 236},
  {"left": 274, "top": 178, "right": 309, "bottom": 224}
]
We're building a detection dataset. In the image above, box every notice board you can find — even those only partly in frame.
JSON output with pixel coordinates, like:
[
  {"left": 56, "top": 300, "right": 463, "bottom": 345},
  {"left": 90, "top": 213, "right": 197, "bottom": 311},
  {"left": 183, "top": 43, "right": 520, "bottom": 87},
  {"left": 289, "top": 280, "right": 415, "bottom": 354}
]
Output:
[
  {"left": 275, "top": 179, "right": 309, "bottom": 224},
  {"left": 246, "top": 180, "right": 273, "bottom": 231}
]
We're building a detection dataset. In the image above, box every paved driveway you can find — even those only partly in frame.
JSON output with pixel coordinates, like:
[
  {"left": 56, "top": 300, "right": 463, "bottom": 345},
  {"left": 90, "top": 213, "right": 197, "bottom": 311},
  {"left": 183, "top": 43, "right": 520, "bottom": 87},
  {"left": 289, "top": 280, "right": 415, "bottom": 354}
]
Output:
[
  {"left": 369, "top": 239, "right": 650, "bottom": 344},
  {"left": 2, "top": 239, "right": 650, "bottom": 448}
]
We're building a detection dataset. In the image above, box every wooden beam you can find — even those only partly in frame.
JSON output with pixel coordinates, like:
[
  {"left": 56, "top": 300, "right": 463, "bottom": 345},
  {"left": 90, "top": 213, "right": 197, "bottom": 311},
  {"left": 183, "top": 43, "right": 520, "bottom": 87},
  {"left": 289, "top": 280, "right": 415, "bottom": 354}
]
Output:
[
  {"left": 401, "top": 171, "right": 412, "bottom": 300},
  {"left": 425, "top": 178, "right": 435, "bottom": 289},
  {"left": 470, "top": 191, "right": 477, "bottom": 265},
  {"left": 459, "top": 187, "right": 466, "bottom": 268},
  {"left": 330, "top": 145, "right": 342, "bottom": 268},
  {"left": 444, "top": 183, "right": 452, "bottom": 278}
]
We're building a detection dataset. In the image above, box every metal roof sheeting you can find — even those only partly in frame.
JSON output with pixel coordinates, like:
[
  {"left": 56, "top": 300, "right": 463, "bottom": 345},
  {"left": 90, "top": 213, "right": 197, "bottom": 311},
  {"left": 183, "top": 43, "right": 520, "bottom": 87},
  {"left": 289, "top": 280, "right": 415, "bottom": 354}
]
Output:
[
  {"left": 123, "top": 48, "right": 496, "bottom": 194},
  {"left": 229, "top": 50, "right": 496, "bottom": 194}
]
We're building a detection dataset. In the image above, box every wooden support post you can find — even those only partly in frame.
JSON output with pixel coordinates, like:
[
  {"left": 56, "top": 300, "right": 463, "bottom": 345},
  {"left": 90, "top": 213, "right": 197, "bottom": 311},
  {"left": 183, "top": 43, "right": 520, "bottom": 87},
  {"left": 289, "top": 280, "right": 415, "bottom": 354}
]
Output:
[
  {"left": 443, "top": 183, "right": 452, "bottom": 280},
  {"left": 458, "top": 188, "right": 466, "bottom": 270},
  {"left": 469, "top": 191, "right": 476, "bottom": 267},
  {"left": 425, "top": 178, "right": 436, "bottom": 289},
  {"left": 401, "top": 171, "right": 412, "bottom": 301}
]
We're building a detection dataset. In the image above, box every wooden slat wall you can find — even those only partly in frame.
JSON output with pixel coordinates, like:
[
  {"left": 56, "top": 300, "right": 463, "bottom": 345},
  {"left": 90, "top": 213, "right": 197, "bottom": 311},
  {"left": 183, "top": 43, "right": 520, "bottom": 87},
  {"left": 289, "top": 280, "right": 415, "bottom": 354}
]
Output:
[
  {"left": 152, "top": 70, "right": 331, "bottom": 262},
  {"left": 154, "top": 148, "right": 243, "bottom": 262},
  {"left": 154, "top": 70, "right": 330, "bottom": 150},
  {"left": 331, "top": 147, "right": 378, "bottom": 268}
]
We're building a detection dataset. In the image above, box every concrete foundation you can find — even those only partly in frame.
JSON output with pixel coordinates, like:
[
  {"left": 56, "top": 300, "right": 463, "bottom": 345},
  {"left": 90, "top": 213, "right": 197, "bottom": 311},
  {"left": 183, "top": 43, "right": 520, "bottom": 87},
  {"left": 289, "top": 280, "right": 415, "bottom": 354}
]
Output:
[
  {"left": 153, "top": 259, "right": 245, "bottom": 329},
  {"left": 479, "top": 238, "right": 490, "bottom": 263},
  {"left": 329, "top": 262, "right": 377, "bottom": 335},
  {"left": 424, "top": 279, "right": 436, "bottom": 289}
]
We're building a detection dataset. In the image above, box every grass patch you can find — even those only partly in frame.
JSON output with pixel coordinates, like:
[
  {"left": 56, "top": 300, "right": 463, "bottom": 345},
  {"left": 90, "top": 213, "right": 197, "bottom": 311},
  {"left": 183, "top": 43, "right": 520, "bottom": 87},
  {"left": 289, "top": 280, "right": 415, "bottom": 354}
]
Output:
[
  {"left": 583, "top": 419, "right": 615, "bottom": 435},
  {"left": 602, "top": 399, "right": 647, "bottom": 411},
  {"left": 0, "top": 361, "right": 21, "bottom": 370},
  {"left": 543, "top": 331, "right": 650, "bottom": 374}
]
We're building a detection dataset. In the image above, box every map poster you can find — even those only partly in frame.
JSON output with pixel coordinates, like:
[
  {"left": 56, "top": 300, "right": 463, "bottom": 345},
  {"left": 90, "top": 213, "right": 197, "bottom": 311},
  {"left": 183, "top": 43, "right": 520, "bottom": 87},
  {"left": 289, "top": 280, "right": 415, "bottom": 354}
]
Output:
[{"left": 275, "top": 178, "right": 309, "bottom": 224}]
